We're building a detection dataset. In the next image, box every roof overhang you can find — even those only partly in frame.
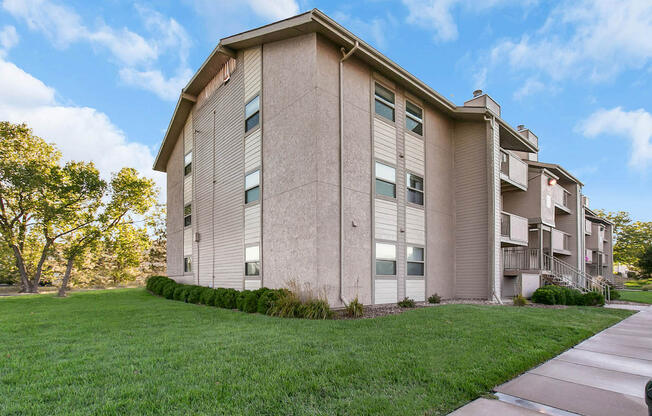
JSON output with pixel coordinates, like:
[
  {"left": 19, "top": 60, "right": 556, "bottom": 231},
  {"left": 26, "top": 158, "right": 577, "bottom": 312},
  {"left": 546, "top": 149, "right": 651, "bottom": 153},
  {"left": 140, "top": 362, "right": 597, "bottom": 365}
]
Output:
[{"left": 527, "top": 161, "right": 583, "bottom": 186}]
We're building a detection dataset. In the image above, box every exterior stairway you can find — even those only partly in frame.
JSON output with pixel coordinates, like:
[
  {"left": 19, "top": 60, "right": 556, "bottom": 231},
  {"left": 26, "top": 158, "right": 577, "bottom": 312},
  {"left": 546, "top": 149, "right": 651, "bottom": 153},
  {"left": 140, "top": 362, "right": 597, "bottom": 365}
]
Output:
[{"left": 503, "top": 247, "right": 611, "bottom": 301}]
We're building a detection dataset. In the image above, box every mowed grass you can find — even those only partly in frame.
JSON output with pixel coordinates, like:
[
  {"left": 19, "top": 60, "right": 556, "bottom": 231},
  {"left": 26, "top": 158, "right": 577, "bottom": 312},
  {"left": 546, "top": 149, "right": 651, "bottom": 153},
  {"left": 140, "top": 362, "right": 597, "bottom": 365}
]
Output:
[
  {"left": 618, "top": 290, "right": 652, "bottom": 304},
  {"left": 0, "top": 289, "right": 632, "bottom": 416}
]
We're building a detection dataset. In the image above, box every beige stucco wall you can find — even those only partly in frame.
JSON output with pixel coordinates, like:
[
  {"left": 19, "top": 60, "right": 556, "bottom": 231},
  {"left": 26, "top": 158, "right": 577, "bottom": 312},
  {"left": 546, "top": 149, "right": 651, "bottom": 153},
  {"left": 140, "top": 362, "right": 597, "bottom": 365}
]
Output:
[{"left": 166, "top": 132, "right": 184, "bottom": 279}]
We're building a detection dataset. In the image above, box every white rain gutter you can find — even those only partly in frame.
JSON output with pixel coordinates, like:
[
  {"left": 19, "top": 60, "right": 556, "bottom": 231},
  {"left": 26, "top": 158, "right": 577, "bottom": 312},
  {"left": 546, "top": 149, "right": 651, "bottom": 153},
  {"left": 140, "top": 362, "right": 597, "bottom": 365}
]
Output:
[
  {"left": 484, "top": 114, "right": 503, "bottom": 305},
  {"left": 339, "top": 40, "right": 359, "bottom": 307}
]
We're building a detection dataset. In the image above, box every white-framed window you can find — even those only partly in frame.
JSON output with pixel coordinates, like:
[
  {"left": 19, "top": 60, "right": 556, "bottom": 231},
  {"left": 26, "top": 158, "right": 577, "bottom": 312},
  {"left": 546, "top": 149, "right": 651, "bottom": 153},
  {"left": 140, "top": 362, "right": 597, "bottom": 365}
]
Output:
[
  {"left": 405, "top": 100, "right": 423, "bottom": 135},
  {"left": 407, "top": 246, "right": 424, "bottom": 276},
  {"left": 374, "top": 83, "right": 395, "bottom": 122},
  {"left": 245, "top": 245, "right": 260, "bottom": 276},
  {"left": 407, "top": 173, "right": 424, "bottom": 205},
  {"left": 245, "top": 170, "right": 260, "bottom": 203},
  {"left": 245, "top": 95, "right": 260, "bottom": 132},
  {"left": 375, "top": 242, "right": 396, "bottom": 275},
  {"left": 184, "top": 151, "right": 192, "bottom": 176},
  {"left": 184, "top": 203, "right": 191, "bottom": 227},
  {"left": 375, "top": 162, "right": 396, "bottom": 198},
  {"left": 184, "top": 256, "right": 192, "bottom": 273}
]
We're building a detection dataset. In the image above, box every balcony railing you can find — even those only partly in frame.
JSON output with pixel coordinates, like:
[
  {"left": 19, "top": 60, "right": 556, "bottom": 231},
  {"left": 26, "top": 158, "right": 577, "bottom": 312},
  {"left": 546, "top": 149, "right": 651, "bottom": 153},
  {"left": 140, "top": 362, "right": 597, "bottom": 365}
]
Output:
[
  {"left": 585, "top": 219, "right": 592, "bottom": 235},
  {"left": 553, "top": 185, "right": 571, "bottom": 210},
  {"left": 552, "top": 229, "right": 571, "bottom": 252},
  {"left": 585, "top": 249, "right": 593, "bottom": 264},
  {"left": 501, "top": 211, "right": 528, "bottom": 244},
  {"left": 504, "top": 247, "right": 541, "bottom": 270},
  {"left": 500, "top": 149, "right": 528, "bottom": 189}
]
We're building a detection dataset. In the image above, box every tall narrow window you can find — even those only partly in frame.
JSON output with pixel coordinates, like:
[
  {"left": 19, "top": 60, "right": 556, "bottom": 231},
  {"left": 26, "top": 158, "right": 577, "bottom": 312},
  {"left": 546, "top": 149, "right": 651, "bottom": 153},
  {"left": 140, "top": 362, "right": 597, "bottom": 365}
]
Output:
[
  {"left": 374, "top": 83, "right": 395, "bottom": 122},
  {"left": 407, "top": 246, "right": 424, "bottom": 276},
  {"left": 184, "top": 151, "right": 192, "bottom": 176},
  {"left": 407, "top": 173, "right": 424, "bottom": 205},
  {"left": 245, "top": 245, "right": 260, "bottom": 276},
  {"left": 376, "top": 242, "right": 396, "bottom": 275},
  {"left": 184, "top": 203, "right": 191, "bottom": 227},
  {"left": 405, "top": 100, "right": 423, "bottom": 135},
  {"left": 245, "top": 170, "right": 260, "bottom": 203},
  {"left": 245, "top": 95, "right": 260, "bottom": 132},
  {"left": 184, "top": 256, "right": 192, "bottom": 273},
  {"left": 375, "top": 162, "right": 396, "bottom": 198}
]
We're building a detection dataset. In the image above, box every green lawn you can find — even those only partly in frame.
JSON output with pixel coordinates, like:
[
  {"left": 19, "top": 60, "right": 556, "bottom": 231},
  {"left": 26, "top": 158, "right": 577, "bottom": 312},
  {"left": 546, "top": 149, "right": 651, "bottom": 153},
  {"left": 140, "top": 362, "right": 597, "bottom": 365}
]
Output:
[
  {"left": 617, "top": 290, "right": 652, "bottom": 304},
  {"left": 624, "top": 278, "right": 652, "bottom": 289},
  {"left": 0, "top": 289, "right": 632, "bottom": 416}
]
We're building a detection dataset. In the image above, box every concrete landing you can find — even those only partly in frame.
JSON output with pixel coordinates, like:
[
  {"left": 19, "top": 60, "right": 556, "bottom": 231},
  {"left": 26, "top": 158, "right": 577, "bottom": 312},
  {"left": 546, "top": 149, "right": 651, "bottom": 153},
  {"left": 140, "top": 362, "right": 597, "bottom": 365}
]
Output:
[{"left": 449, "top": 304, "right": 652, "bottom": 415}]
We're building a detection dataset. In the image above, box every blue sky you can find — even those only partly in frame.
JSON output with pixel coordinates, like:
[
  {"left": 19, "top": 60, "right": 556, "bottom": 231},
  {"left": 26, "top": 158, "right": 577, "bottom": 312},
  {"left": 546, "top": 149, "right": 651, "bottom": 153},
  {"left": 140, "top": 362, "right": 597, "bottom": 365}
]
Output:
[{"left": 0, "top": 0, "right": 650, "bottom": 220}]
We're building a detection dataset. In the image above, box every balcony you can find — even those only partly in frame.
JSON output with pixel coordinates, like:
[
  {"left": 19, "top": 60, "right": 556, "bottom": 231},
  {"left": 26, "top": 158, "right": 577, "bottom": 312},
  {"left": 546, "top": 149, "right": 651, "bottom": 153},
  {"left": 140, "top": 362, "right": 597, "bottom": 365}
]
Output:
[
  {"left": 500, "top": 149, "right": 528, "bottom": 191},
  {"left": 501, "top": 212, "right": 528, "bottom": 246},
  {"left": 585, "top": 249, "right": 593, "bottom": 264},
  {"left": 552, "top": 229, "right": 571, "bottom": 255},
  {"left": 585, "top": 219, "right": 592, "bottom": 235},
  {"left": 553, "top": 185, "right": 571, "bottom": 213}
]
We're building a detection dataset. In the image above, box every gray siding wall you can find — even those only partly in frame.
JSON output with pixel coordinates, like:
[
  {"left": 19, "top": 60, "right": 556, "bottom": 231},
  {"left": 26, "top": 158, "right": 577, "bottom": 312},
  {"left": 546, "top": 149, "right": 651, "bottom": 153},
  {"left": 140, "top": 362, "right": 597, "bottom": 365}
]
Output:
[
  {"left": 192, "top": 52, "right": 245, "bottom": 289},
  {"left": 454, "top": 121, "right": 489, "bottom": 299},
  {"left": 166, "top": 132, "right": 184, "bottom": 279}
]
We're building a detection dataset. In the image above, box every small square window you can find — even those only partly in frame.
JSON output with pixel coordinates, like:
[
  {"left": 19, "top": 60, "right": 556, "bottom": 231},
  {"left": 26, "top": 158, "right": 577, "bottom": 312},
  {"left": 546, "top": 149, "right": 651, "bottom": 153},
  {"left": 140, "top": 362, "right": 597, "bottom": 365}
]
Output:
[
  {"left": 184, "top": 256, "right": 192, "bottom": 273},
  {"left": 407, "top": 173, "right": 424, "bottom": 205},
  {"left": 407, "top": 246, "right": 424, "bottom": 276},
  {"left": 374, "top": 83, "right": 395, "bottom": 122},
  {"left": 184, "top": 152, "right": 192, "bottom": 176},
  {"left": 375, "top": 162, "right": 396, "bottom": 198},
  {"left": 376, "top": 242, "right": 396, "bottom": 276},
  {"left": 245, "top": 95, "right": 260, "bottom": 132},
  {"left": 405, "top": 101, "right": 423, "bottom": 135},
  {"left": 184, "top": 203, "right": 191, "bottom": 227},
  {"left": 245, "top": 170, "right": 260, "bottom": 203},
  {"left": 245, "top": 245, "right": 260, "bottom": 276}
]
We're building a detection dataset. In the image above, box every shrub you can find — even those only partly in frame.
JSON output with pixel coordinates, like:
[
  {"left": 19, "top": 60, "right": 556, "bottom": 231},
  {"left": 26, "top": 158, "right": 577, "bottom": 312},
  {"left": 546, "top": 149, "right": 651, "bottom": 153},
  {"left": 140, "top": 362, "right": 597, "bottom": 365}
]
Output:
[
  {"left": 513, "top": 295, "right": 527, "bottom": 306},
  {"left": 301, "top": 299, "right": 332, "bottom": 319},
  {"left": 162, "top": 281, "right": 178, "bottom": 299},
  {"left": 173, "top": 285, "right": 190, "bottom": 302},
  {"left": 345, "top": 297, "right": 364, "bottom": 318},
  {"left": 427, "top": 293, "right": 441, "bottom": 304},
  {"left": 221, "top": 289, "right": 239, "bottom": 309},
  {"left": 236, "top": 290, "right": 252, "bottom": 311},
  {"left": 199, "top": 287, "right": 217, "bottom": 305},
  {"left": 642, "top": 284, "right": 652, "bottom": 291},
  {"left": 581, "top": 291, "right": 605, "bottom": 306},
  {"left": 257, "top": 289, "right": 281, "bottom": 314},
  {"left": 242, "top": 291, "right": 259, "bottom": 313},
  {"left": 609, "top": 288, "right": 620, "bottom": 300},
  {"left": 146, "top": 275, "right": 166, "bottom": 292},
  {"left": 268, "top": 290, "right": 303, "bottom": 318},
  {"left": 186, "top": 286, "right": 204, "bottom": 304},
  {"left": 398, "top": 297, "right": 416, "bottom": 308},
  {"left": 532, "top": 286, "right": 557, "bottom": 305}
]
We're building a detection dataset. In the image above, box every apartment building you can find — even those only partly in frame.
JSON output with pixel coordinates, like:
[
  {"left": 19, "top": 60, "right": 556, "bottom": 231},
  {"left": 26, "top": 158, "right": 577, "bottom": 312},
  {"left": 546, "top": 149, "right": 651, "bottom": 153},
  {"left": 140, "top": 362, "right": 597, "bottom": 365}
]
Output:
[{"left": 153, "top": 9, "right": 613, "bottom": 306}]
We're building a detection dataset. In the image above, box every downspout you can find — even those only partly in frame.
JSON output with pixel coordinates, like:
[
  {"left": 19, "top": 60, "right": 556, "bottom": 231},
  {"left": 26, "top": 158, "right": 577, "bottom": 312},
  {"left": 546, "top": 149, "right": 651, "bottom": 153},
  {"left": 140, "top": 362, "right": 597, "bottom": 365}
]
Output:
[
  {"left": 484, "top": 114, "right": 503, "bottom": 305},
  {"left": 339, "top": 40, "right": 359, "bottom": 306}
]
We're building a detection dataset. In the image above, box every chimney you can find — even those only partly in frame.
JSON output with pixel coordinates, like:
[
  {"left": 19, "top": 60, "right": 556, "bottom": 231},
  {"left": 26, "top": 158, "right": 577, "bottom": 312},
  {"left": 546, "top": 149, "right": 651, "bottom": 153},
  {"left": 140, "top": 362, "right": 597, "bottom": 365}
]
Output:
[
  {"left": 473, "top": 89, "right": 483, "bottom": 98},
  {"left": 517, "top": 124, "right": 525, "bottom": 131},
  {"left": 464, "top": 90, "right": 501, "bottom": 117}
]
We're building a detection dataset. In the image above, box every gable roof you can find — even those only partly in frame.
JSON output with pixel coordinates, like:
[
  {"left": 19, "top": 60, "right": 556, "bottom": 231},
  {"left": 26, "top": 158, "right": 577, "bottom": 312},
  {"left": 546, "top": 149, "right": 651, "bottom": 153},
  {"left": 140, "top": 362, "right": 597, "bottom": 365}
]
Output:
[
  {"left": 527, "top": 160, "right": 584, "bottom": 186},
  {"left": 153, "top": 9, "right": 537, "bottom": 172}
]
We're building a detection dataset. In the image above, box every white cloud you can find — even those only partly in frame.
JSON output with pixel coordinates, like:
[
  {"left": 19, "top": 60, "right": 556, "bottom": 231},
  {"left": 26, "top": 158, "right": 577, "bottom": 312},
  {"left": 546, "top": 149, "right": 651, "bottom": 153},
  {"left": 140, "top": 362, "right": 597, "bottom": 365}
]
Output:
[
  {"left": 490, "top": 0, "right": 652, "bottom": 84},
  {"left": 119, "top": 67, "right": 194, "bottom": 102},
  {"left": 331, "top": 12, "right": 393, "bottom": 50},
  {"left": 402, "top": 0, "right": 537, "bottom": 42},
  {"left": 247, "top": 0, "right": 299, "bottom": 20},
  {"left": 2, "top": 0, "right": 192, "bottom": 100},
  {"left": 513, "top": 77, "right": 545, "bottom": 100},
  {"left": 0, "top": 25, "right": 18, "bottom": 56},
  {"left": 0, "top": 58, "right": 164, "bottom": 197},
  {"left": 578, "top": 107, "right": 652, "bottom": 170}
]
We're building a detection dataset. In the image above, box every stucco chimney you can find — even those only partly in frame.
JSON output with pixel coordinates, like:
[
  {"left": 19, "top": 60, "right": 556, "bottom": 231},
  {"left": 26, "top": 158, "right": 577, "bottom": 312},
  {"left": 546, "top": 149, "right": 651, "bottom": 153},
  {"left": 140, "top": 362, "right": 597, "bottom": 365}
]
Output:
[
  {"left": 517, "top": 124, "right": 525, "bottom": 131},
  {"left": 464, "top": 90, "right": 501, "bottom": 117},
  {"left": 473, "top": 89, "right": 483, "bottom": 97}
]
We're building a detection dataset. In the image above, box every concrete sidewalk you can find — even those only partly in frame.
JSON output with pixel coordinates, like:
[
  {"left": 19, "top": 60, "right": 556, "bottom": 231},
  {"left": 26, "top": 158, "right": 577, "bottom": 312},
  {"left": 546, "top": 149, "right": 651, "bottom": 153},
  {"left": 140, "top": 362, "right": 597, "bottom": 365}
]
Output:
[{"left": 450, "top": 304, "right": 652, "bottom": 415}]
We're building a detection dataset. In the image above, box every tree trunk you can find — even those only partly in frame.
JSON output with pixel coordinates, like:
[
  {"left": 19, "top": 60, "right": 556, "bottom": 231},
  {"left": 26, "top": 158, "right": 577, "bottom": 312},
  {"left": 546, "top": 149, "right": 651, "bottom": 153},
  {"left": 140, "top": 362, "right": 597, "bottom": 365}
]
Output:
[
  {"left": 11, "top": 245, "right": 34, "bottom": 293},
  {"left": 58, "top": 257, "right": 75, "bottom": 297}
]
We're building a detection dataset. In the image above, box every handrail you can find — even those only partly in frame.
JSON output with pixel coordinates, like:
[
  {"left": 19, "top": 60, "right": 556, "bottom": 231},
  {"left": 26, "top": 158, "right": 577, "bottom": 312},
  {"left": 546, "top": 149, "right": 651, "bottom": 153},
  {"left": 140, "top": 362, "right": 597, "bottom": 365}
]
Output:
[{"left": 543, "top": 253, "right": 610, "bottom": 301}]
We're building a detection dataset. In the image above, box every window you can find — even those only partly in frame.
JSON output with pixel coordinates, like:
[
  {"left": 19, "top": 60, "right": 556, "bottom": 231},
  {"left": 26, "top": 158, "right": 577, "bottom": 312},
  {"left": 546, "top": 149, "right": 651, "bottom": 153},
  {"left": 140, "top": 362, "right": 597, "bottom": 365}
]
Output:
[
  {"left": 376, "top": 242, "right": 396, "bottom": 275},
  {"left": 184, "top": 256, "right": 192, "bottom": 273},
  {"left": 184, "top": 151, "right": 192, "bottom": 176},
  {"left": 375, "top": 162, "right": 396, "bottom": 198},
  {"left": 184, "top": 203, "right": 191, "bottom": 227},
  {"left": 245, "top": 170, "right": 260, "bottom": 203},
  {"left": 405, "top": 100, "right": 423, "bottom": 135},
  {"left": 245, "top": 245, "right": 260, "bottom": 276},
  {"left": 245, "top": 95, "right": 260, "bottom": 132},
  {"left": 407, "top": 246, "right": 424, "bottom": 276},
  {"left": 407, "top": 173, "right": 424, "bottom": 205},
  {"left": 374, "top": 83, "right": 395, "bottom": 122}
]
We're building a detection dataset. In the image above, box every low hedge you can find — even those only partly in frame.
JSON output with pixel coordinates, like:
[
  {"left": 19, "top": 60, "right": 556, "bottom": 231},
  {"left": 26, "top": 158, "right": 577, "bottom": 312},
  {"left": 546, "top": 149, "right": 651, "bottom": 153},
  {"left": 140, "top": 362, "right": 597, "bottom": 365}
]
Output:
[
  {"left": 145, "top": 276, "right": 332, "bottom": 319},
  {"left": 531, "top": 285, "right": 605, "bottom": 306}
]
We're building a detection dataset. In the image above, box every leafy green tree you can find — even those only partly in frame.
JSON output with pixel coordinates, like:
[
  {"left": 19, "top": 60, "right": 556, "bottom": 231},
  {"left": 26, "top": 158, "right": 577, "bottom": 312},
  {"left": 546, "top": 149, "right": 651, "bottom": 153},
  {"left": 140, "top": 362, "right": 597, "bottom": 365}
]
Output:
[
  {"left": 595, "top": 209, "right": 652, "bottom": 266},
  {"left": 638, "top": 245, "right": 652, "bottom": 277}
]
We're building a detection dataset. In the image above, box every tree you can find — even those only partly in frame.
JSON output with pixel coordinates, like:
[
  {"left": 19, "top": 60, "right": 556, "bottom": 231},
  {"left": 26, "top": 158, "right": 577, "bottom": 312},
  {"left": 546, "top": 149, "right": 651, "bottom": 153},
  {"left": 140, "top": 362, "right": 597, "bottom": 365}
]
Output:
[
  {"left": 595, "top": 209, "right": 652, "bottom": 266},
  {"left": 639, "top": 245, "right": 652, "bottom": 277}
]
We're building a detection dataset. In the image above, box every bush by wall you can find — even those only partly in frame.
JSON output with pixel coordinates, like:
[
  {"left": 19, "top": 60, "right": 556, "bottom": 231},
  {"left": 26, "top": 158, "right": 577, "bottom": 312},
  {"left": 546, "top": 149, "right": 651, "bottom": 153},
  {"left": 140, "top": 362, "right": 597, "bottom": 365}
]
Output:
[
  {"left": 398, "top": 297, "right": 416, "bottom": 308},
  {"left": 146, "top": 276, "right": 332, "bottom": 319},
  {"left": 531, "top": 285, "right": 604, "bottom": 306}
]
